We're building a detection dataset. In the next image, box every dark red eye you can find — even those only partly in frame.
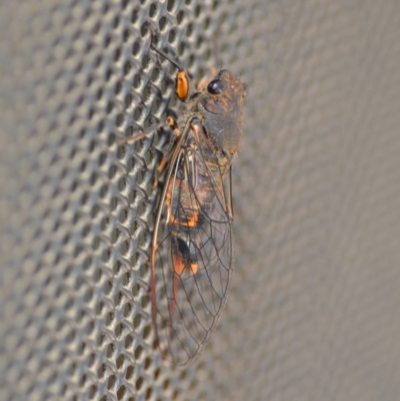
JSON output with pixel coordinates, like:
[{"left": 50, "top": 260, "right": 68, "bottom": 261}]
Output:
[{"left": 207, "top": 80, "right": 225, "bottom": 94}]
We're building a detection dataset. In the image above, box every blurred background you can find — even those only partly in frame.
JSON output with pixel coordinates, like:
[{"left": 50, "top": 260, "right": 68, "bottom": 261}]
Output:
[{"left": 1, "top": 0, "right": 400, "bottom": 400}]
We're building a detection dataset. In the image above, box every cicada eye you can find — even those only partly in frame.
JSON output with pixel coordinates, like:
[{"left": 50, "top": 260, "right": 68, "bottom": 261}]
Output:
[{"left": 207, "top": 79, "right": 225, "bottom": 94}]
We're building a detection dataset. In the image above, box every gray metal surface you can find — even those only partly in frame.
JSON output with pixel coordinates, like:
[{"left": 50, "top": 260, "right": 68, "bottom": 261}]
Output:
[{"left": 1, "top": 0, "right": 400, "bottom": 400}]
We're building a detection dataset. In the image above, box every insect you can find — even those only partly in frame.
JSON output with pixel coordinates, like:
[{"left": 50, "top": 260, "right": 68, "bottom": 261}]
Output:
[{"left": 126, "top": 36, "right": 247, "bottom": 366}]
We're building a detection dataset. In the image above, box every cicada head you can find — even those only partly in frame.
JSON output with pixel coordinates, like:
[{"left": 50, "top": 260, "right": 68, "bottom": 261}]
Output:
[{"left": 196, "top": 69, "right": 247, "bottom": 161}]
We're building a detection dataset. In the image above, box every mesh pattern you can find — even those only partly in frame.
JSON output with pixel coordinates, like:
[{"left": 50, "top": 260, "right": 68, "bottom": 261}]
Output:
[{"left": 1, "top": 0, "right": 400, "bottom": 400}]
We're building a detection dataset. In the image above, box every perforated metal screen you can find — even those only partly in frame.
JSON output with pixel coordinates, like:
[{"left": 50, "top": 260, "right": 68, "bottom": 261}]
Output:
[{"left": 1, "top": 0, "right": 400, "bottom": 400}]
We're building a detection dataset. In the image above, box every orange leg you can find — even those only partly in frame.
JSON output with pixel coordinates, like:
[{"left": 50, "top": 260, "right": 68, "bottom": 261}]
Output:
[
  {"left": 153, "top": 117, "right": 181, "bottom": 187},
  {"left": 118, "top": 122, "right": 164, "bottom": 144}
]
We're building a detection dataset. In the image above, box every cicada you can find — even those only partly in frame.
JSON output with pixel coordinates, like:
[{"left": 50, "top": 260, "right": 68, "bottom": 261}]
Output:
[{"left": 127, "top": 38, "right": 247, "bottom": 366}]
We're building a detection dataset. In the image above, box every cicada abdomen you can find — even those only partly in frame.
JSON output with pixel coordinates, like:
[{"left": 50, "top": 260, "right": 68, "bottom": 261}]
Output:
[{"left": 151, "top": 119, "right": 234, "bottom": 366}]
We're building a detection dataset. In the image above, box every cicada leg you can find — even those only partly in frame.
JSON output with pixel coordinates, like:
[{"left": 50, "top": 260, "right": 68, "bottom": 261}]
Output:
[
  {"left": 150, "top": 38, "right": 190, "bottom": 101},
  {"left": 153, "top": 116, "right": 182, "bottom": 188}
]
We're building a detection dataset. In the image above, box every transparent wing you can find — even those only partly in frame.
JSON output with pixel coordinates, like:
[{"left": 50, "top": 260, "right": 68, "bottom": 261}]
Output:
[{"left": 151, "top": 137, "right": 234, "bottom": 366}]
